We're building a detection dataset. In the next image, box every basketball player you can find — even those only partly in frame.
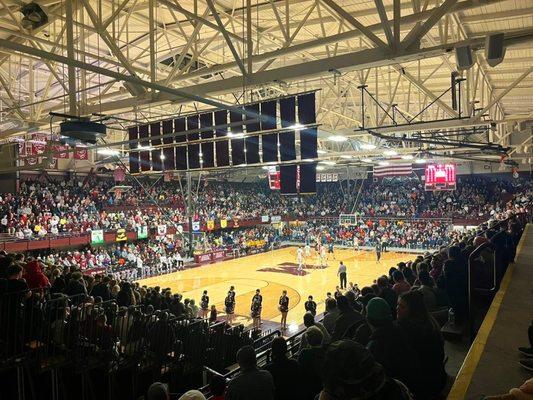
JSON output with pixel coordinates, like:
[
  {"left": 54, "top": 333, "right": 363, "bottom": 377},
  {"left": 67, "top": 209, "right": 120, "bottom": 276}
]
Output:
[
  {"left": 251, "top": 289, "right": 263, "bottom": 330},
  {"left": 375, "top": 241, "right": 382, "bottom": 263},
  {"left": 320, "top": 244, "right": 327, "bottom": 267},
  {"left": 279, "top": 290, "right": 289, "bottom": 330},
  {"left": 304, "top": 295, "right": 317, "bottom": 316},
  {"left": 136, "top": 255, "right": 144, "bottom": 278},
  {"left": 296, "top": 246, "right": 304, "bottom": 272},
  {"left": 337, "top": 261, "right": 347, "bottom": 289},
  {"left": 304, "top": 242, "right": 311, "bottom": 258},
  {"left": 159, "top": 253, "right": 168, "bottom": 274},
  {"left": 174, "top": 251, "right": 184, "bottom": 270},
  {"left": 328, "top": 242, "right": 336, "bottom": 260},
  {"left": 225, "top": 290, "right": 235, "bottom": 324},
  {"left": 353, "top": 236, "right": 360, "bottom": 252},
  {"left": 199, "top": 290, "right": 209, "bottom": 319}
]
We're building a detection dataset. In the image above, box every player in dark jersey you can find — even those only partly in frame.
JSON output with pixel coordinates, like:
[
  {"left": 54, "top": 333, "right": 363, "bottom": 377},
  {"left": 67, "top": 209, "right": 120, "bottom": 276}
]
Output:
[
  {"left": 251, "top": 289, "right": 262, "bottom": 330},
  {"left": 199, "top": 290, "right": 209, "bottom": 319},
  {"left": 225, "top": 286, "right": 236, "bottom": 324},
  {"left": 375, "top": 242, "right": 382, "bottom": 263},
  {"left": 279, "top": 290, "right": 290, "bottom": 330},
  {"left": 304, "top": 295, "right": 317, "bottom": 316}
]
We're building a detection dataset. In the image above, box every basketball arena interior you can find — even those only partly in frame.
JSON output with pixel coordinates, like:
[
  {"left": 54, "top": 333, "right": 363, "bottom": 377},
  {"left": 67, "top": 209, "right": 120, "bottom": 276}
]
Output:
[{"left": 0, "top": 0, "right": 532, "bottom": 399}]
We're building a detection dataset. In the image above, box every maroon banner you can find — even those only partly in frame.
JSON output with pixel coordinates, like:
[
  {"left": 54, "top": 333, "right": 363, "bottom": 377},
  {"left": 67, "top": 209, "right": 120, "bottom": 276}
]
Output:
[
  {"left": 74, "top": 147, "right": 89, "bottom": 160},
  {"left": 31, "top": 133, "right": 47, "bottom": 155},
  {"left": 52, "top": 144, "right": 69, "bottom": 159}
]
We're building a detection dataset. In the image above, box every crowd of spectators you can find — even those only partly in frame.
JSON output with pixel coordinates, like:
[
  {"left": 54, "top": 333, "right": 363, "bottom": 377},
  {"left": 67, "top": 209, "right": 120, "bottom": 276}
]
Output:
[
  {"left": 0, "top": 208, "right": 526, "bottom": 399},
  {"left": 0, "top": 174, "right": 530, "bottom": 240}
]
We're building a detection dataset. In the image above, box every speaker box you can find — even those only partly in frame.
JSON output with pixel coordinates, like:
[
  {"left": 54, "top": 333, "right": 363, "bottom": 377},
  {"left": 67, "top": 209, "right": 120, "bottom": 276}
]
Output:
[
  {"left": 485, "top": 33, "right": 506, "bottom": 67},
  {"left": 455, "top": 45, "right": 473, "bottom": 71}
]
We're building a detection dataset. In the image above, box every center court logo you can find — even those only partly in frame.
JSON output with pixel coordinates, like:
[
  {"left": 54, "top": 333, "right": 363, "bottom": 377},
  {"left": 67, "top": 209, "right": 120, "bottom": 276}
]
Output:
[{"left": 258, "top": 262, "right": 326, "bottom": 276}]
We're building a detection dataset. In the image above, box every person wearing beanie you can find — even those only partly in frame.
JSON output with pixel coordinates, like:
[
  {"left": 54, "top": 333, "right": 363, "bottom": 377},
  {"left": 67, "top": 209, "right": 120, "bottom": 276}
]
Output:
[
  {"left": 366, "top": 298, "right": 421, "bottom": 397},
  {"left": 318, "top": 340, "right": 413, "bottom": 400}
]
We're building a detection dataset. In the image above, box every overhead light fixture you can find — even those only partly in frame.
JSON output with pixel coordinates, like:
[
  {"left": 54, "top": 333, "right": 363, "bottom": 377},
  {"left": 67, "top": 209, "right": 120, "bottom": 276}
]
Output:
[
  {"left": 340, "top": 155, "right": 352, "bottom": 159},
  {"left": 383, "top": 150, "right": 398, "bottom": 156},
  {"left": 319, "top": 160, "right": 336, "bottom": 166},
  {"left": 317, "top": 149, "right": 327, "bottom": 155},
  {"left": 20, "top": 2, "right": 48, "bottom": 30},
  {"left": 137, "top": 145, "right": 154, "bottom": 151},
  {"left": 415, "top": 158, "right": 427, "bottom": 164},
  {"left": 328, "top": 135, "right": 347, "bottom": 142},
  {"left": 360, "top": 143, "right": 377, "bottom": 150},
  {"left": 302, "top": 158, "right": 315, "bottom": 162},
  {"left": 378, "top": 161, "right": 390, "bottom": 166},
  {"left": 316, "top": 165, "right": 325, "bottom": 171},
  {"left": 361, "top": 158, "right": 373, "bottom": 163},
  {"left": 289, "top": 123, "right": 304, "bottom": 130},
  {"left": 97, "top": 148, "right": 120, "bottom": 156},
  {"left": 401, "top": 155, "right": 414, "bottom": 160},
  {"left": 160, "top": 154, "right": 166, "bottom": 160}
]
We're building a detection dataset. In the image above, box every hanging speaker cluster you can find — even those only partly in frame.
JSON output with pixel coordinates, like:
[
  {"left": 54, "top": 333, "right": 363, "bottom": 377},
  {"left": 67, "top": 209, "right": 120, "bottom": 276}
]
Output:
[
  {"left": 59, "top": 120, "right": 106, "bottom": 145},
  {"left": 455, "top": 33, "right": 506, "bottom": 70}
]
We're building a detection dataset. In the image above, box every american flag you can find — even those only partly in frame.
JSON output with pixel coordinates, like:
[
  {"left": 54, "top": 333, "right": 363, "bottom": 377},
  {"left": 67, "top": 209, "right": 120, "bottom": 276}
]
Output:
[{"left": 373, "top": 163, "right": 413, "bottom": 177}]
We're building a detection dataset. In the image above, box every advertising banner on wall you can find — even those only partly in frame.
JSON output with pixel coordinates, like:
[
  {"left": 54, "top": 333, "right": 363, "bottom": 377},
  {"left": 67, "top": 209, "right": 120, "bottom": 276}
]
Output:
[
  {"left": 271, "top": 215, "right": 282, "bottom": 223},
  {"left": 157, "top": 225, "right": 167, "bottom": 236},
  {"left": 192, "top": 221, "right": 201, "bottom": 232},
  {"left": 116, "top": 229, "right": 127, "bottom": 241},
  {"left": 137, "top": 225, "right": 148, "bottom": 239},
  {"left": 220, "top": 219, "right": 227, "bottom": 229},
  {"left": 91, "top": 229, "right": 104, "bottom": 244},
  {"left": 207, "top": 220, "right": 215, "bottom": 230},
  {"left": 261, "top": 215, "right": 269, "bottom": 223}
]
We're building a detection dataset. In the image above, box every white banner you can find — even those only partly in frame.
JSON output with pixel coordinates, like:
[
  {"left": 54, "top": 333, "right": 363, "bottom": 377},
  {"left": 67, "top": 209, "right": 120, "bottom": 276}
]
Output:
[
  {"left": 192, "top": 221, "right": 201, "bottom": 232},
  {"left": 261, "top": 215, "right": 269, "bottom": 223},
  {"left": 157, "top": 224, "right": 167, "bottom": 236},
  {"left": 271, "top": 215, "right": 281, "bottom": 223}
]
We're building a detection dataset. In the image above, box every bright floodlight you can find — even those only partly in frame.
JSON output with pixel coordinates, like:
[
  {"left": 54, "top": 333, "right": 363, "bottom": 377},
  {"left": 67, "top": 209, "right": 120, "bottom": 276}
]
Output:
[
  {"left": 384, "top": 150, "right": 398, "bottom": 156},
  {"left": 328, "top": 135, "right": 347, "bottom": 142},
  {"left": 360, "top": 143, "right": 376, "bottom": 150},
  {"left": 361, "top": 158, "right": 373, "bottom": 163},
  {"left": 98, "top": 148, "right": 120, "bottom": 156},
  {"left": 378, "top": 161, "right": 390, "bottom": 166},
  {"left": 401, "top": 155, "right": 414, "bottom": 160},
  {"left": 415, "top": 158, "right": 427, "bottom": 164}
]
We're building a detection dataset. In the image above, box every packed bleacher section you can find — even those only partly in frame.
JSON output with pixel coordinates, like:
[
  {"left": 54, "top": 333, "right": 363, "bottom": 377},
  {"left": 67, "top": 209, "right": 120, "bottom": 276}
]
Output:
[
  {"left": 0, "top": 208, "right": 528, "bottom": 399},
  {"left": 1, "top": 174, "right": 530, "bottom": 240}
]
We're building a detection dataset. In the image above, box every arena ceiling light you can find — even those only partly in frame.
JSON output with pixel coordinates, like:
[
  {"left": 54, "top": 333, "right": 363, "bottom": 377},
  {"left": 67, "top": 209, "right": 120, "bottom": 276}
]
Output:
[
  {"left": 328, "top": 135, "right": 348, "bottom": 142},
  {"left": 378, "top": 161, "right": 390, "bottom": 166},
  {"left": 319, "top": 160, "right": 336, "bottom": 166},
  {"left": 340, "top": 155, "right": 353, "bottom": 159},
  {"left": 360, "top": 143, "right": 376, "bottom": 150},
  {"left": 317, "top": 149, "right": 327, "bottom": 154},
  {"left": 289, "top": 123, "right": 304, "bottom": 130},
  {"left": 361, "top": 158, "right": 373, "bottom": 163},
  {"left": 97, "top": 148, "right": 120, "bottom": 156},
  {"left": 137, "top": 145, "right": 154, "bottom": 151},
  {"left": 401, "top": 155, "right": 414, "bottom": 160},
  {"left": 384, "top": 150, "right": 398, "bottom": 156},
  {"left": 415, "top": 158, "right": 427, "bottom": 164},
  {"left": 316, "top": 165, "right": 326, "bottom": 171}
]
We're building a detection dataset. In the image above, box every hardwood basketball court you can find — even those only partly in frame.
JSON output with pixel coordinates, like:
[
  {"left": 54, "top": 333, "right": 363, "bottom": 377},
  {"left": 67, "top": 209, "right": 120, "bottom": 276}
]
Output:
[{"left": 137, "top": 246, "right": 414, "bottom": 329}]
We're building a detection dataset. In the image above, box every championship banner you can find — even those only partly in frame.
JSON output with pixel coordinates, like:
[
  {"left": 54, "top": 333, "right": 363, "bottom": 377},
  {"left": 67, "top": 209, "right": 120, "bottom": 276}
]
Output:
[
  {"left": 116, "top": 228, "right": 127, "bottom": 241},
  {"left": 113, "top": 167, "right": 126, "bottom": 182},
  {"left": 233, "top": 218, "right": 239, "bottom": 228},
  {"left": 24, "top": 157, "right": 38, "bottom": 166},
  {"left": 52, "top": 144, "right": 69, "bottom": 159},
  {"left": 31, "top": 134, "right": 47, "bottom": 155},
  {"left": 271, "top": 215, "right": 282, "bottom": 223},
  {"left": 137, "top": 225, "right": 148, "bottom": 239},
  {"left": 18, "top": 141, "right": 26, "bottom": 157},
  {"left": 91, "top": 229, "right": 104, "bottom": 244},
  {"left": 261, "top": 215, "right": 269, "bottom": 223},
  {"left": 220, "top": 219, "right": 227, "bottom": 228},
  {"left": 207, "top": 220, "right": 215, "bottom": 231},
  {"left": 192, "top": 221, "right": 201, "bottom": 232},
  {"left": 157, "top": 225, "right": 167, "bottom": 236},
  {"left": 42, "top": 157, "right": 58, "bottom": 169},
  {"left": 74, "top": 146, "right": 89, "bottom": 160}
]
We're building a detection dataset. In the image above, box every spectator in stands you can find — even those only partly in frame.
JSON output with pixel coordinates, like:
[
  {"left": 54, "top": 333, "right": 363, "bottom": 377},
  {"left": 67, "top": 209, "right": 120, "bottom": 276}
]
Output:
[
  {"left": 397, "top": 290, "right": 447, "bottom": 398},
  {"left": 414, "top": 270, "right": 438, "bottom": 311},
  {"left": 64, "top": 271, "right": 87, "bottom": 298},
  {"left": 319, "top": 340, "right": 413, "bottom": 400},
  {"left": 226, "top": 345, "right": 274, "bottom": 400},
  {"left": 392, "top": 271, "right": 411, "bottom": 295},
  {"left": 332, "top": 295, "right": 363, "bottom": 341},
  {"left": 0, "top": 264, "right": 30, "bottom": 295},
  {"left": 322, "top": 298, "right": 338, "bottom": 335},
  {"left": 116, "top": 281, "right": 136, "bottom": 307},
  {"left": 443, "top": 245, "right": 469, "bottom": 324},
  {"left": 376, "top": 276, "right": 398, "bottom": 319},
  {"left": 297, "top": 326, "right": 325, "bottom": 399},
  {"left": 91, "top": 275, "right": 111, "bottom": 301},
  {"left": 23, "top": 259, "right": 50, "bottom": 291},
  {"left": 299, "top": 312, "right": 330, "bottom": 350},
  {"left": 264, "top": 337, "right": 301, "bottom": 400},
  {"left": 365, "top": 297, "right": 420, "bottom": 397}
]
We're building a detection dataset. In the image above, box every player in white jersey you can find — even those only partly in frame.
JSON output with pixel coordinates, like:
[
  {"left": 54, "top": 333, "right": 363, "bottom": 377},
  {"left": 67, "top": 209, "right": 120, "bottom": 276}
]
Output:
[
  {"left": 320, "top": 244, "right": 327, "bottom": 267},
  {"left": 304, "top": 243, "right": 311, "bottom": 257},
  {"left": 353, "top": 236, "right": 360, "bottom": 252},
  {"left": 296, "top": 247, "right": 304, "bottom": 272}
]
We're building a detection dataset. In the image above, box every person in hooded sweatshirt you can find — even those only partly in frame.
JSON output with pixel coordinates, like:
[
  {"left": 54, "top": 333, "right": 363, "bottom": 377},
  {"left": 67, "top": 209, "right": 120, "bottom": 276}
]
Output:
[{"left": 23, "top": 259, "right": 50, "bottom": 291}]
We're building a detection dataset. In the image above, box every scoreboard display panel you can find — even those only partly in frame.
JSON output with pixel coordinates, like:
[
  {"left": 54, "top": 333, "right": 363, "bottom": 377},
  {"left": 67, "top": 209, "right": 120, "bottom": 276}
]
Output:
[{"left": 425, "top": 164, "right": 456, "bottom": 191}]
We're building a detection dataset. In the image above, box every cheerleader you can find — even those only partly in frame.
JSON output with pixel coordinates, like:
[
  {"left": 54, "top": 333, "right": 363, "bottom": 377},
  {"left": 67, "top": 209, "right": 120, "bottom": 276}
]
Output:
[
  {"left": 250, "top": 289, "right": 262, "bottom": 330},
  {"left": 199, "top": 290, "right": 209, "bottom": 319},
  {"left": 279, "top": 290, "right": 289, "bottom": 330},
  {"left": 225, "top": 290, "right": 236, "bottom": 324}
]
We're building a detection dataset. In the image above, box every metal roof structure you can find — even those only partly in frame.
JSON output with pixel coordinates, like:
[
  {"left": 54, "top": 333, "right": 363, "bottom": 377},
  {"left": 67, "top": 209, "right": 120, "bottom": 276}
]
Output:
[{"left": 0, "top": 0, "right": 531, "bottom": 170}]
